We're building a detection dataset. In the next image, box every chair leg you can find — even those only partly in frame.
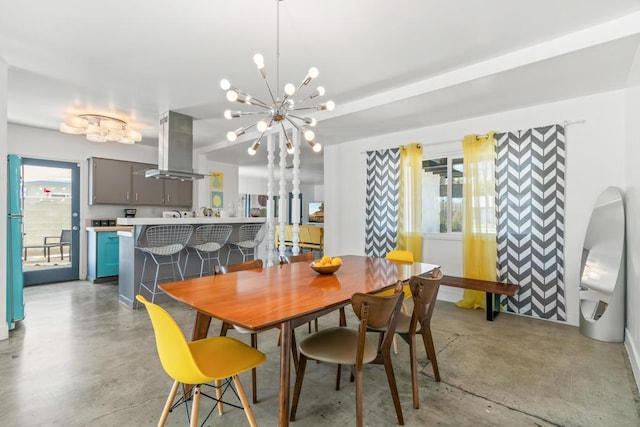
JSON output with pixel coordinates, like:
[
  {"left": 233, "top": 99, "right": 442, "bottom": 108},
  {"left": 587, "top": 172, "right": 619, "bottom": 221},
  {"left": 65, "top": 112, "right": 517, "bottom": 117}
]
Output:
[
  {"left": 233, "top": 375, "right": 258, "bottom": 427},
  {"left": 382, "top": 353, "right": 404, "bottom": 425},
  {"left": 290, "top": 354, "right": 308, "bottom": 421},
  {"left": 158, "top": 380, "right": 180, "bottom": 427},
  {"left": 250, "top": 333, "right": 258, "bottom": 404},
  {"left": 291, "top": 330, "right": 299, "bottom": 372},
  {"left": 355, "top": 365, "right": 364, "bottom": 427},
  {"left": 215, "top": 379, "right": 224, "bottom": 415},
  {"left": 422, "top": 328, "right": 440, "bottom": 382},
  {"left": 410, "top": 333, "right": 420, "bottom": 409},
  {"left": 335, "top": 364, "right": 342, "bottom": 390},
  {"left": 190, "top": 385, "right": 201, "bottom": 427}
]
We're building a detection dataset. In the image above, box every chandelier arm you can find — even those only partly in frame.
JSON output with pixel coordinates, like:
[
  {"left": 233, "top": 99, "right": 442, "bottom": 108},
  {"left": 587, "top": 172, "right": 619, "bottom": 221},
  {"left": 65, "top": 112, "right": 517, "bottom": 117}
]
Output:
[
  {"left": 247, "top": 96, "right": 273, "bottom": 109},
  {"left": 284, "top": 116, "right": 304, "bottom": 133},
  {"left": 289, "top": 114, "right": 313, "bottom": 122},
  {"left": 235, "top": 111, "right": 272, "bottom": 117},
  {"left": 290, "top": 106, "right": 318, "bottom": 112},
  {"left": 280, "top": 122, "right": 293, "bottom": 146},
  {"left": 259, "top": 71, "right": 279, "bottom": 106}
]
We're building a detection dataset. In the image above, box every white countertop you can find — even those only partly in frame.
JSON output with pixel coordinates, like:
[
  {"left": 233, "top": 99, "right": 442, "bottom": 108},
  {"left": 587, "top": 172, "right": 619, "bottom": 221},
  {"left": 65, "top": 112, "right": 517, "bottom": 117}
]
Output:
[
  {"left": 116, "top": 217, "right": 267, "bottom": 226},
  {"left": 86, "top": 226, "right": 134, "bottom": 232}
]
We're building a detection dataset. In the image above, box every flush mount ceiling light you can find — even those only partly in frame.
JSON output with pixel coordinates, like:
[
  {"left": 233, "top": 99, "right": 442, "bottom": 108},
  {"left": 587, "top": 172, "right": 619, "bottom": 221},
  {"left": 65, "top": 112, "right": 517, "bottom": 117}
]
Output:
[
  {"left": 59, "top": 114, "right": 142, "bottom": 144},
  {"left": 220, "top": 0, "right": 335, "bottom": 156}
]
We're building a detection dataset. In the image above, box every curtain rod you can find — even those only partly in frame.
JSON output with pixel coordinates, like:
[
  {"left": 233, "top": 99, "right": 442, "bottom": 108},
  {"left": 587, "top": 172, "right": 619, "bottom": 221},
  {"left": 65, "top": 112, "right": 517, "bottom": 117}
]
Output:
[{"left": 361, "top": 120, "right": 586, "bottom": 153}]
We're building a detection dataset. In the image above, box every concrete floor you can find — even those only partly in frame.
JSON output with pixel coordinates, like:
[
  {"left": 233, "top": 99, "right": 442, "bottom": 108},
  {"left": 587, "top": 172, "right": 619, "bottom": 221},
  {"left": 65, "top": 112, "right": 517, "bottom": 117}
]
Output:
[{"left": 1, "top": 281, "right": 639, "bottom": 427}]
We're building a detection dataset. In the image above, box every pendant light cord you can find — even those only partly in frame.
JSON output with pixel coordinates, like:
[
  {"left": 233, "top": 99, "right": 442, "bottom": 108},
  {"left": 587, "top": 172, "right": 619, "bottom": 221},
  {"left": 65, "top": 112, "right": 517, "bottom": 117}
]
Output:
[{"left": 276, "top": 0, "right": 280, "bottom": 96}]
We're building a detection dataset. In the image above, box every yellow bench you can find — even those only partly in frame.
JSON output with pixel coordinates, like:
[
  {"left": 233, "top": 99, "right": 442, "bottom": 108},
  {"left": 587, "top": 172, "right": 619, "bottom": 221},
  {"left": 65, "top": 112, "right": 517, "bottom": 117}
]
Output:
[{"left": 275, "top": 225, "right": 324, "bottom": 252}]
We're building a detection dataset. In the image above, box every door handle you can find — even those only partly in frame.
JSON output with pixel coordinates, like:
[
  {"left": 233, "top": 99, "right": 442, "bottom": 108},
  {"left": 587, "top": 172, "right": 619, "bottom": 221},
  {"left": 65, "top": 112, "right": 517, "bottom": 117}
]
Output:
[{"left": 72, "top": 226, "right": 79, "bottom": 231}]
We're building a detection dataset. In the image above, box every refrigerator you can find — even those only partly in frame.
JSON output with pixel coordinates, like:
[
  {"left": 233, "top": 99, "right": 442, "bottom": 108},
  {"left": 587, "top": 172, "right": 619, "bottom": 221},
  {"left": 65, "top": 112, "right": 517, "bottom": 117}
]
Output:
[{"left": 7, "top": 154, "right": 25, "bottom": 328}]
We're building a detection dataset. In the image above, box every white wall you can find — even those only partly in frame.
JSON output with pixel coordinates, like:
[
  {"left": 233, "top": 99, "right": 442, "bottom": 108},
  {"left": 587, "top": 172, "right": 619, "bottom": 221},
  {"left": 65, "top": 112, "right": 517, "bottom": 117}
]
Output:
[
  {"left": 1, "top": 59, "right": 8, "bottom": 339},
  {"left": 324, "top": 90, "right": 627, "bottom": 326},
  {"left": 195, "top": 156, "right": 240, "bottom": 214},
  {"left": 624, "top": 45, "right": 640, "bottom": 387}
]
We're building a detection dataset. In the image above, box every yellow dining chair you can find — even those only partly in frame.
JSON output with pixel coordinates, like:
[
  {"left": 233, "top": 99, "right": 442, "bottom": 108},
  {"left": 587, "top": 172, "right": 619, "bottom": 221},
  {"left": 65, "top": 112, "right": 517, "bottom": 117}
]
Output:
[
  {"left": 290, "top": 291, "right": 405, "bottom": 427},
  {"left": 136, "top": 295, "right": 266, "bottom": 427},
  {"left": 216, "top": 259, "right": 264, "bottom": 404}
]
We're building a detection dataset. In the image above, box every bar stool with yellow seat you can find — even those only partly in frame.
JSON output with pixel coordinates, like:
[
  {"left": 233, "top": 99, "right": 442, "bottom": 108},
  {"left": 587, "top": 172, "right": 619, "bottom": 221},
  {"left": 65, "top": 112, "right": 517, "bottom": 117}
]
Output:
[{"left": 136, "top": 295, "right": 266, "bottom": 427}]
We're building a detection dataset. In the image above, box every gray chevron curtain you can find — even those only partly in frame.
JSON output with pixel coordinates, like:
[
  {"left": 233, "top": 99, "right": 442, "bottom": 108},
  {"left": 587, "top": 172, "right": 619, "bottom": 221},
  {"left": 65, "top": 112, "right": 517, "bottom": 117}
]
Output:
[
  {"left": 365, "top": 148, "right": 400, "bottom": 257},
  {"left": 495, "top": 124, "right": 566, "bottom": 320}
]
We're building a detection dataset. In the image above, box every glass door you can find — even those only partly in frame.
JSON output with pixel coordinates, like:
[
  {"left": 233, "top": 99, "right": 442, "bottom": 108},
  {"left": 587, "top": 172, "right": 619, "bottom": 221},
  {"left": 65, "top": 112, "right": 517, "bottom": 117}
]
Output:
[{"left": 21, "top": 158, "right": 80, "bottom": 285}]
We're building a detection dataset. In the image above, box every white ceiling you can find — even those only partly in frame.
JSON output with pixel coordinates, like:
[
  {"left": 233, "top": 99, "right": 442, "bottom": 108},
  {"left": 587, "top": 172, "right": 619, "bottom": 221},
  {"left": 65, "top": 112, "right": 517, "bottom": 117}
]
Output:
[{"left": 2, "top": 0, "right": 640, "bottom": 185}]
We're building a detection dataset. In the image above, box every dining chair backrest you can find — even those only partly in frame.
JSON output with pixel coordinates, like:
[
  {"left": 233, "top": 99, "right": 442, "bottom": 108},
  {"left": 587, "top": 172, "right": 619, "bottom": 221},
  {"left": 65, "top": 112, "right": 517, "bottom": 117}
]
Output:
[
  {"left": 217, "top": 258, "right": 263, "bottom": 274},
  {"left": 145, "top": 225, "right": 193, "bottom": 249},
  {"left": 281, "top": 252, "right": 315, "bottom": 264},
  {"left": 194, "top": 224, "right": 232, "bottom": 246},
  {"left": 352, "top": 291, "right": 403, "bottom": 331},
  {"left": 136, "top": 295, "right": 204, "bottom": 385},
  {"left": 386, "top": 249, "right": 414, "bottom": 263},
  {"left": 408, "top": 269, "right": 442, "bottom": 333}
]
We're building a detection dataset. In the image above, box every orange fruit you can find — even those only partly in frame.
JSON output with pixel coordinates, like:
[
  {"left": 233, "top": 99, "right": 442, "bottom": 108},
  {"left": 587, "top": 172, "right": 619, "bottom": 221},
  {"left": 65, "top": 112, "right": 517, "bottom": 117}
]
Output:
[{"left": 331, "top": 257, "right": 342, "bottom": 266}]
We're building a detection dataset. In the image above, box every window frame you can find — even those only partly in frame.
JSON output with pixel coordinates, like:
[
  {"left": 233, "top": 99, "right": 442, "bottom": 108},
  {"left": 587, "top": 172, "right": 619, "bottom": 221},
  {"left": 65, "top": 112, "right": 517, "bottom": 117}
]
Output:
[{"left": 421, "top": 145, "right": 463, "bottom": 239}]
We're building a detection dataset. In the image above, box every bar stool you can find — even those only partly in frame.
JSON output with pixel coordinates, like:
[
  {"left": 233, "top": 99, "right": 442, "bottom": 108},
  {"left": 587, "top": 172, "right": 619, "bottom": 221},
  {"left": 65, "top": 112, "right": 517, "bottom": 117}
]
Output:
[
  {"left": 136, "top": 224, "right": 193, "bottom": 303},
  {"left": 186, "top": 224, "right": 232, "bottom": 277},
  {"left": 226, "top": 223, "right": 266, "bottom": 265}
]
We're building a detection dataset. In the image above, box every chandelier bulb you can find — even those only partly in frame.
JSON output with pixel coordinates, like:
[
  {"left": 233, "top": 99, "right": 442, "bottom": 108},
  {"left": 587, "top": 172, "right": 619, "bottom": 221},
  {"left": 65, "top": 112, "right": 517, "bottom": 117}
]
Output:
[
  {"left": 226, "top": 131, "right": 238, "bottom": 142},
  {"left": 308, "top": 67, "right": 319, "bottom": 79},
  {"left": 248, "top": 140, "right": 261, "bottom": 155},
  {"left": 226, "top": 90, "right": 239, "bottom": 102},
  {"left": 313, "top": 142, "right": 322, "bottom": 153},
  {"left": 224, "top": 110, "right": 233, "bottom": 120},
  {"left": 220, "top": 79, "right": 231, "bottom": 90},
  {"left": 253, "top": 53, "right": 265, "bottom": 69},
  {"left": 317, "top": 86, "right": 325, "bottom": 96},
  {"left": 303, "top": 117, "right": 317, "bottom": 127},
  {"left": 284, "top": 83, "right": 296, "bottom": 96},
  {"left": 286, "top": 142, "right": 294, "bottom": 154},
  {"left": 304, "top": 130, "right": 315, "bottom": 142},
  {"left": 257, "top": 120, "right": 269, "bottom": 132},
  {"left": 326, "top": 100, "right": 335, "bottom": 111}
]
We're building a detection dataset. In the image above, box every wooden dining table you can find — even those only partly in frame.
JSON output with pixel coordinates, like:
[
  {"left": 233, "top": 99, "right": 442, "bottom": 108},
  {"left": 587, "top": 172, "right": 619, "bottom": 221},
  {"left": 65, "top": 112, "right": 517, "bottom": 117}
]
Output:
[{"left": 160, "top": 254, "right": 438, "bottom": 426}]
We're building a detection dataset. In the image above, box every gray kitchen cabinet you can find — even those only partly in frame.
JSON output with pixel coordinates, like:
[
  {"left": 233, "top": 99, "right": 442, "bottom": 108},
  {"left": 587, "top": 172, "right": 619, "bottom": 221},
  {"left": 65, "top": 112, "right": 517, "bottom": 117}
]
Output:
[
  {"left": 89, "top": 157, "right": 193, "bottom": 207},
  {"left": 89, "top": 158, "right": 133, "bottom": 205},
  {"left": 164, "top": 179, "right": 193, "bottom": 208},
  {"left": 131, "top": 162, "right": 165, "bottom": 206}
]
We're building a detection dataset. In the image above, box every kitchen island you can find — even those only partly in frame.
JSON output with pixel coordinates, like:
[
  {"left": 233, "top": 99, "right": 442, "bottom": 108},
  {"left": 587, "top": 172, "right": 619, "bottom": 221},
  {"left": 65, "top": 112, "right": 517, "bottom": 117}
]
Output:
[{"left": 116, "top": 216, "right": 267, "bottom": 308}]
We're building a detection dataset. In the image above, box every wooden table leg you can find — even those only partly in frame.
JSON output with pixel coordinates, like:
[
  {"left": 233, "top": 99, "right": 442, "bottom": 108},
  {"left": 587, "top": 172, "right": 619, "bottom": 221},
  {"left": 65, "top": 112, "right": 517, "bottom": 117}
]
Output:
[
  {"left": 279, "top": 321, "right": 292, "bottom": 427},
  {"left": 191, "top": 311, "right": 212, "bottom": 341}
]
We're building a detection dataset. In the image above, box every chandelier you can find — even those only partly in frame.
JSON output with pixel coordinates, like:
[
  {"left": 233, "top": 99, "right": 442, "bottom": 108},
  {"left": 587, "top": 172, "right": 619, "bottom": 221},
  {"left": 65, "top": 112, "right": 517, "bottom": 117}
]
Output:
[
  {"left": 59, "top": 114, "right": 142, "bottom": 144},
  {"left": 220, "top": 0, "right": 334, "bottom": 156}
]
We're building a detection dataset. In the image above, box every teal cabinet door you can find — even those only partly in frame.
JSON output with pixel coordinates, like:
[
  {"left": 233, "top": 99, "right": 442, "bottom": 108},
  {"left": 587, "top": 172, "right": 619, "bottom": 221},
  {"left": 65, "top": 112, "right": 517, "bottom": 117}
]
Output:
[{"left": 97, "top": 232, "right": 120, "bottom": 277}]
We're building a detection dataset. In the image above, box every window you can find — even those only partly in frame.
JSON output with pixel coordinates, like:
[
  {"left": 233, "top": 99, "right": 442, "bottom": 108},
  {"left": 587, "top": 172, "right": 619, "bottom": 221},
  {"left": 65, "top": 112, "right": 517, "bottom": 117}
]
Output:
[{"left": 422, "top": 156, "right": 463, "bottom": 234}]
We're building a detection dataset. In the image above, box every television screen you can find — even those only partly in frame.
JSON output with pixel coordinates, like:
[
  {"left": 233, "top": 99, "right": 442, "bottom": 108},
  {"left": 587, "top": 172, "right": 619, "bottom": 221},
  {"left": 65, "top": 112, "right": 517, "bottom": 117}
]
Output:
[{"left": 308, "top": 201, "right": 324, "bottom": 223}]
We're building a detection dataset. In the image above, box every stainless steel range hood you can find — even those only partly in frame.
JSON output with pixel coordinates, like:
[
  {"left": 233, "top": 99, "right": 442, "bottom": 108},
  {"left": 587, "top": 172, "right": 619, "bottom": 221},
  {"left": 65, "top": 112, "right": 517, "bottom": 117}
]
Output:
[{"left": 144, "top": 111, "right": 205, "bottom": 180}]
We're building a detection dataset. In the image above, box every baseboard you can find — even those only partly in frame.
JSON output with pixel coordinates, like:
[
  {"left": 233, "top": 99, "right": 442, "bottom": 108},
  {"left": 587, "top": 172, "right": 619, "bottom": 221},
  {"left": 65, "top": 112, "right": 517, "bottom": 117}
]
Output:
[
  {"left": 624, "top": 328, "right": 640, "bottom": 390},
  {"left": 437, "top": 286, "right": 464, "bottom": 304}
]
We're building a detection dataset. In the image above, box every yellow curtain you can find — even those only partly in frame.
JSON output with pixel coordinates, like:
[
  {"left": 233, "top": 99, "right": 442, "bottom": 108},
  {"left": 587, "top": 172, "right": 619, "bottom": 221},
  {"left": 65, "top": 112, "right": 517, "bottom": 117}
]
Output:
[
  {"left": 456, "top": 133, "right": 497, "bottom": 310},
  {"left": 397, "top": 143, "right": 423, "bottom": 262}
]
